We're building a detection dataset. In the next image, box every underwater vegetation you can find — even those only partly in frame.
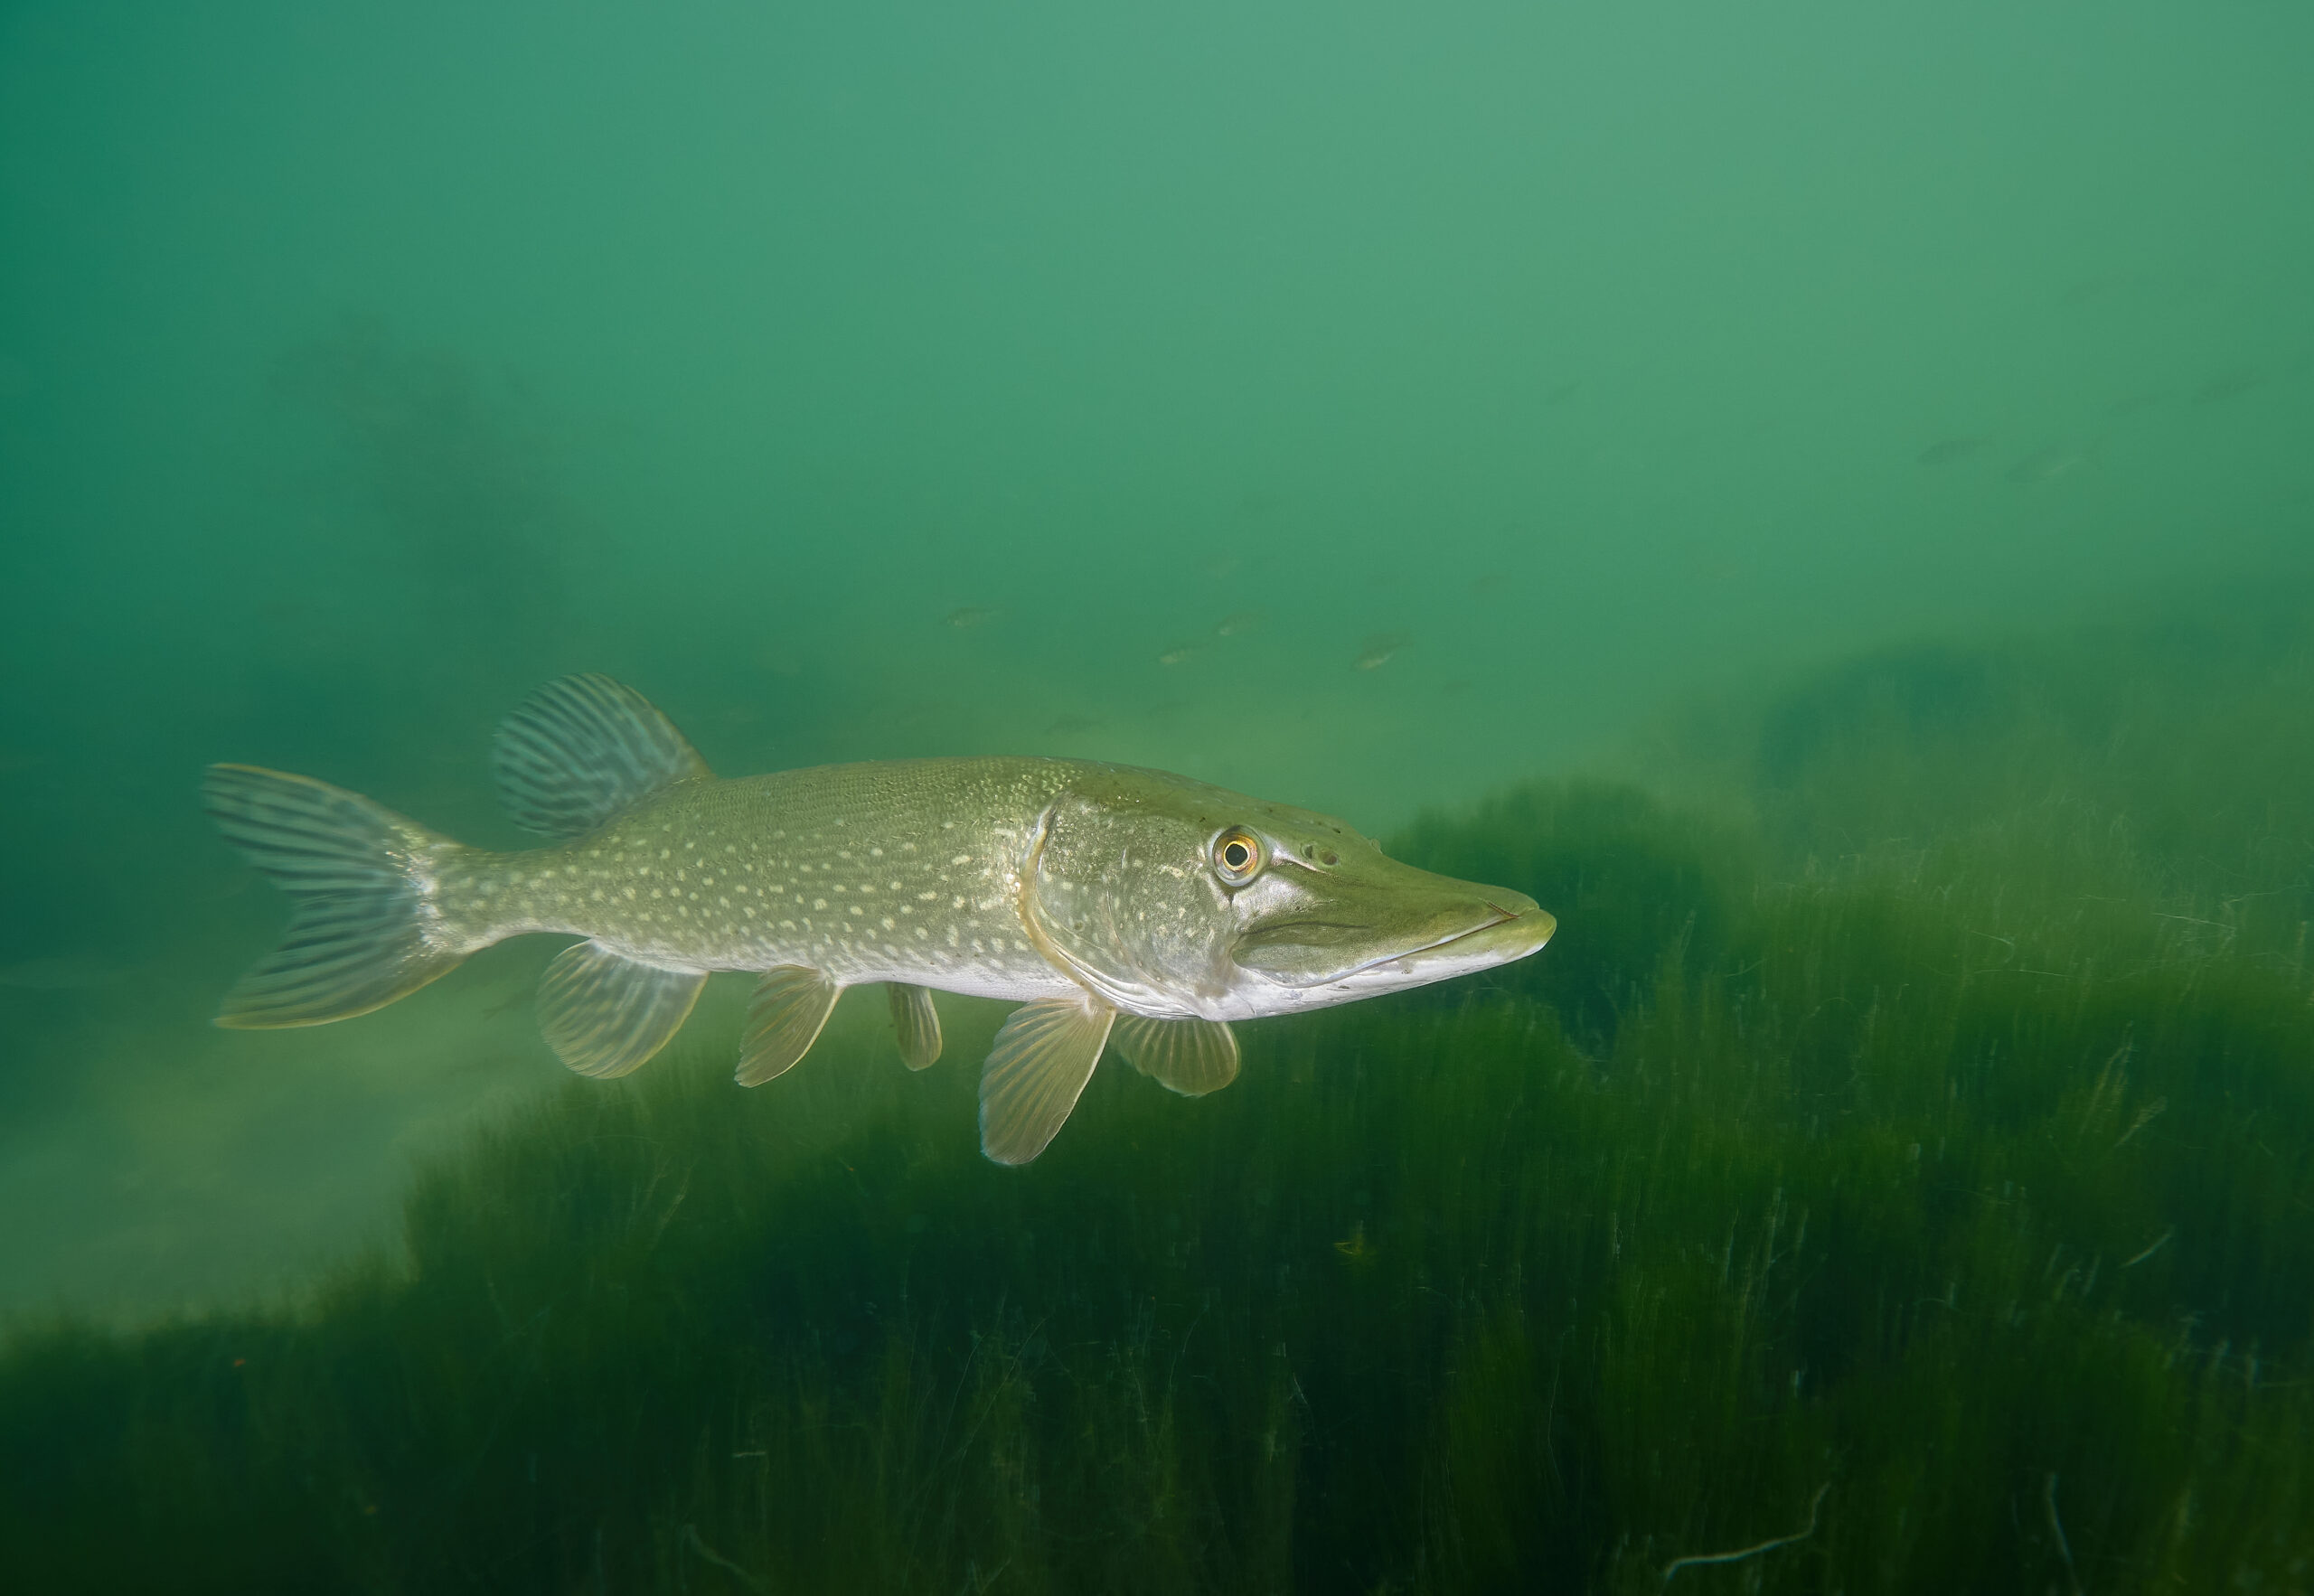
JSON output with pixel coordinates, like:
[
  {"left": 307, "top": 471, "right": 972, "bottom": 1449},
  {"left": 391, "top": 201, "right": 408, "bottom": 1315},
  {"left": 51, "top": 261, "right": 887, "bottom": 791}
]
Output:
[{"left": 6, "top": 603, "right": 2314, "bottom": 1593}]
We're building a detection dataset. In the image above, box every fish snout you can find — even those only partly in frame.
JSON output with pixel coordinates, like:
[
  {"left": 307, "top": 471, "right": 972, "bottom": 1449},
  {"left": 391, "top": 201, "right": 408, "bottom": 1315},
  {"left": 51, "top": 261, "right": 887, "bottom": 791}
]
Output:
[
  {"left": 1229, "top": 863, "right": 1556, "bottom": 991},
  {"left": 1453, "top": 887, "right": 1556, "bottom": 961}
]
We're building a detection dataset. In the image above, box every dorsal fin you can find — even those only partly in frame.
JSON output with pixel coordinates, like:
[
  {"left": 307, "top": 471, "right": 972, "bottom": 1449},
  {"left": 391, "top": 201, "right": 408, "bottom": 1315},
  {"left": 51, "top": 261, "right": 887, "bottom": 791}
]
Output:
[{"left": 492, "top": 674, "right": 711, "bottom": 839}]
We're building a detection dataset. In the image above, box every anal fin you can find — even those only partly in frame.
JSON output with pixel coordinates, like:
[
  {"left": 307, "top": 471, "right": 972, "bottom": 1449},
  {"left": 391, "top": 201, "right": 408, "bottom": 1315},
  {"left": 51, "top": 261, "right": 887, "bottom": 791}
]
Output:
[
  {"left": 979, "top": 994, "right": 1115, "bottom": 1165},
  {"left": 888, "top": 982, "right": 943, "bottom": 1070},
  {"left": 537, "top": 941, "right": 705, "bottom": 1078},
  {"left": 738, "top": 966, "right": 842, "bottom": 1085},
  {"left": 1111, "top": 1015, "right": 1239, "bottom": 1096}
]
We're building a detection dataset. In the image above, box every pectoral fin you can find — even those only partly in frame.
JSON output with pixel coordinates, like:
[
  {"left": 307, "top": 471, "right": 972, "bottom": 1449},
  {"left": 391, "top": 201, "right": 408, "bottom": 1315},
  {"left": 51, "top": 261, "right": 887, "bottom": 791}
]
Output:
[
  {"left": 888, "top": 981, "right": 943, "bottom": 1069},
  {"left": 1110, "top": 1016, "right": 1239, "bottom": 1096},
  {"left": 737, "top": 965, "right": 842, "bottom": 1085},
  {"left": 979, "top": 995, "right": 1115, "bottom": 1165},
  {"left": 537, "top": 941, "right": 706, "bottom": 1078}
]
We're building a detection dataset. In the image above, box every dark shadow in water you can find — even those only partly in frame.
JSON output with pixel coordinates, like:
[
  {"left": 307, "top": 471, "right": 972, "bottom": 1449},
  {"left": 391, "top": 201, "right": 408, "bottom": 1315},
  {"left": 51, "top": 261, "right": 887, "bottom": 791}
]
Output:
[{"left": 271, "top": 315, "right": 573, "bottom": 681}]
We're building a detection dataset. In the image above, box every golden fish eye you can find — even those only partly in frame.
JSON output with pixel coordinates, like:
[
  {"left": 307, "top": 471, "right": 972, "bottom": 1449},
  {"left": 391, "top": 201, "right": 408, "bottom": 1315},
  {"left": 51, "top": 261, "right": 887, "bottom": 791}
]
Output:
[{"left": 1212, "top": 828, "right": 1263, "bottom": 882}]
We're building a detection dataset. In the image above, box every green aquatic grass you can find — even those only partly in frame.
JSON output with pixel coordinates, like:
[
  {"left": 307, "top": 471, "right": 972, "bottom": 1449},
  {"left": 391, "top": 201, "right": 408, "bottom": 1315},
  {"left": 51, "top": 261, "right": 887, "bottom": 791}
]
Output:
[
  {"left": 8, "top": 606, "right": 2314, "bottom": 1591},
  {"left": 5, "top": 774, "right": 2311, "bottom": 1593}
]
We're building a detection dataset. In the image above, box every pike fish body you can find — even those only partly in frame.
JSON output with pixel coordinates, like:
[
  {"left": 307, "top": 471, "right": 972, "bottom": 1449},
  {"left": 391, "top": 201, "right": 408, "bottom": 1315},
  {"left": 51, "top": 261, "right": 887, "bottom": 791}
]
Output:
[
  {"left": 207, "top": 676, "right": 1554, "bottom": 1163},
  {"left": 437, "top": 761, "right": 1092, "bottom": 1005}
]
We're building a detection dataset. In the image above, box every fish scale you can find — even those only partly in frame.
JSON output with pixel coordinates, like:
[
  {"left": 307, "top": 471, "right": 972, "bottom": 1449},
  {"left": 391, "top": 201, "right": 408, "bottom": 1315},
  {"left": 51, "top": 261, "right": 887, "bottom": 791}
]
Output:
[{"left": 435, "top": 760, "right": 1081, "bottom": 1002}]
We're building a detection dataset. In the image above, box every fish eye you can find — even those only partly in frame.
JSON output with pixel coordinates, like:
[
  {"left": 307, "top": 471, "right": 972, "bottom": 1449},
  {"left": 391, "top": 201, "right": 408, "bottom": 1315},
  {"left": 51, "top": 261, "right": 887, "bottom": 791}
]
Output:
[{"left": 1211, "top": 827, "right": 1264, "bottom": 885}]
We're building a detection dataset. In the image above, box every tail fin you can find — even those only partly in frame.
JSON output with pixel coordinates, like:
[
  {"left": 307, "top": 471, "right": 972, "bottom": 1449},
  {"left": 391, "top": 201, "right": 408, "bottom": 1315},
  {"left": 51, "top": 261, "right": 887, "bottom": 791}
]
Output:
[{"left": 203, "top": 764, "right": 470, "bottom": 1028}]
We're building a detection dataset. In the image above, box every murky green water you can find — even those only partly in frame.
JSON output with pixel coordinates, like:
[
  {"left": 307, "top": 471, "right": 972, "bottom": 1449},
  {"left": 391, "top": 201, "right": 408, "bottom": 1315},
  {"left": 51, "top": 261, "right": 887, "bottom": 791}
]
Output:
[{"left": 3, "top": 4, "right": 2311, "bottom": 1589}]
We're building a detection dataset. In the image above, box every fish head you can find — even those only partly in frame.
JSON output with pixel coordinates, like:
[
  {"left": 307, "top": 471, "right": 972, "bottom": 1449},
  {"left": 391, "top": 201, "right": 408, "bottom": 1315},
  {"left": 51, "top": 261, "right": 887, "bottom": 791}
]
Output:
[{"left": 1024, "top": 769, "right": 1555, "bottom": 1019}]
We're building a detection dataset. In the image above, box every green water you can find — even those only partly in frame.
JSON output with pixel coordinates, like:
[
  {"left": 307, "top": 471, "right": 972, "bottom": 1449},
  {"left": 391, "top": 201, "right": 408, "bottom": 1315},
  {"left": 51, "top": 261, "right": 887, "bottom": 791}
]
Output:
[{"left": 4, "top": 4, "right": 2312, "bottom": 1589}]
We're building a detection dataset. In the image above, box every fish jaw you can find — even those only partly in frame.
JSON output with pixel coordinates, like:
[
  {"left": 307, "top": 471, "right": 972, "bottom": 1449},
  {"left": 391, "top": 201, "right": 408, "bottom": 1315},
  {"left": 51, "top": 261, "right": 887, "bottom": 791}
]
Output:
[
  {"left": 1225, "top": 866, "right": 1556, "bottom": 1014},
  {"left": 1271, "top": 897, "right": 1557, "bottom": 1009}
]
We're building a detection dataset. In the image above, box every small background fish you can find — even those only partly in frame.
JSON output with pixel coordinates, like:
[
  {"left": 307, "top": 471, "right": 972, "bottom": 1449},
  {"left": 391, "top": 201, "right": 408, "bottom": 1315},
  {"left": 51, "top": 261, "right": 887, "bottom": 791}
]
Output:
[{"left": 1353, "top": 632, "right": 1413, "bottom": 671}]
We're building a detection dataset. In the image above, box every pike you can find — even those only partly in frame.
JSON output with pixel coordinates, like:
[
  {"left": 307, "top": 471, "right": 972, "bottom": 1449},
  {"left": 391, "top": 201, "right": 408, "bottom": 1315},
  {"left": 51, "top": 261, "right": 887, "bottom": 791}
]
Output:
[{"left": 205, "top": 675, "right": 1555, "bottom": 1163}]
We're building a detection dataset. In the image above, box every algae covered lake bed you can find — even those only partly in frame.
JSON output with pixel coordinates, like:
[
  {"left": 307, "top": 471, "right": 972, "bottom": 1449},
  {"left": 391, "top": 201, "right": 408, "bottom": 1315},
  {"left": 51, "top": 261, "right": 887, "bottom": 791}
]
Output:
[{"left": 6, "top": 598, "right": 2312, "bottom": 1593}]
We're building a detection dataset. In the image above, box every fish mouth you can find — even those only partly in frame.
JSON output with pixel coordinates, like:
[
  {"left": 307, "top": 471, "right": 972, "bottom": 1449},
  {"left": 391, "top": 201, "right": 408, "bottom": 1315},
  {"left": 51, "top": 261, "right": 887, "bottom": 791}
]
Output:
[
  {"left": 1341, "top": 900, "right": 1551, "bottom": 977},
  {"left": 1235, "top": 897, "right": 1554, "bottom": 989}
]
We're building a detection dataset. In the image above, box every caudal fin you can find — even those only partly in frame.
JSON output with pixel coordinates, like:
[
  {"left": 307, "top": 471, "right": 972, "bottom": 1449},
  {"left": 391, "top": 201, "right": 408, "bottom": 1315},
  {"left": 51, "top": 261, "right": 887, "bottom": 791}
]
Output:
[{"left": 203, "top": 764, "right": 470, "bottom": 1028}]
